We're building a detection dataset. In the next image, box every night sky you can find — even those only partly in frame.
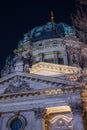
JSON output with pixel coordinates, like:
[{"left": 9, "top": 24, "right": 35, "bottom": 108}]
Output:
[{"left": 0, "top": 0, "right": 76, "bottom": 71}]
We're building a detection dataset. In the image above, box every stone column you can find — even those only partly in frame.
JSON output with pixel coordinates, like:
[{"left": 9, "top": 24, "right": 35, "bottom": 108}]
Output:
[
  {"left": 54, "top": 51, "right": 57, "bottom": 64},
  {"left": 70, "top": 103, "right": 84, "bottom": 130},
  {"left": 40, "top": 53, "right": 45, "bottom": 62},
  {"left": 34, "top": 108, "right": 47, "bottom": 130}
]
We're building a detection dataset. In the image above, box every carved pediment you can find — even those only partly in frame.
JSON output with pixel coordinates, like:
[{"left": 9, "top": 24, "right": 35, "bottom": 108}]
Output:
[
  {"left": 0, "top": 71, "right": 81, "bottom": 97},
  {"left": 4, "top": 76, "right": 33, "bottom": 94}
]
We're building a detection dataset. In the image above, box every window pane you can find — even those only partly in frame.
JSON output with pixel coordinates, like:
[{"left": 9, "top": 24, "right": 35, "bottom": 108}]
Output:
[{"left": 58, "top": 58, "right": 64, "bottom": 64}]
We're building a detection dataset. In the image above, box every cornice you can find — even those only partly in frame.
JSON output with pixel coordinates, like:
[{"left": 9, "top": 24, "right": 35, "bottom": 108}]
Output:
[
  {"left": 0, "top": 84, "right": 81, "bottom": 100},
  {"left": 0, "top": 71, "right": 80, "bottom": 86},
  {"left": 29, "top": 62, "right": 81, "bottom": 76}
]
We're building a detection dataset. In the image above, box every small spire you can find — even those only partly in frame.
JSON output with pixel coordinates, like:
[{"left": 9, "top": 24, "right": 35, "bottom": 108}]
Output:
[{"left": 51, "top": 11, "right": 55, "bottom": 23}]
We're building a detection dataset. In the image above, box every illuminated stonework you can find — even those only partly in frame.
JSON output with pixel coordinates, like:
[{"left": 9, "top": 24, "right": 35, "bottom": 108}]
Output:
[{"left": 0, "top": 11, "right": 87, "bottom": 130}]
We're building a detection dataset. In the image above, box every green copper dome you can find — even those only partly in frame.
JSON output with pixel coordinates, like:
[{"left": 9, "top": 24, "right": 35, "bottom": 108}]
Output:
[{"left": 28, "top": 22, "right": 75, "bottom": 42}]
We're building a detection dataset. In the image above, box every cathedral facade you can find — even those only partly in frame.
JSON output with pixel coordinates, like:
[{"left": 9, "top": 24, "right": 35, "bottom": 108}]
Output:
[{"left": 0, "top": 4, "right": 87, "bottom": 130}]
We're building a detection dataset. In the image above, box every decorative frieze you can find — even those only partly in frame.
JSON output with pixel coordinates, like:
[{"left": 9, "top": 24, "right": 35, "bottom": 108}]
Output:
[
  {"left": 30, "top": 62, "right": 81, "bottom": 75},
  {"left": 0, "top": 85, "right": 81, "bottom": 101}
]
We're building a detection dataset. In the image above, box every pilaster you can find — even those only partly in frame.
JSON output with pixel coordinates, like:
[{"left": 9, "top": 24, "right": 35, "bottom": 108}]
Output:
[
  {"left": 70, "top": 102, "right": 84, "bottom": 130},
  {"left": 34, "top": 108, "right": 47, "bottom": 130}
]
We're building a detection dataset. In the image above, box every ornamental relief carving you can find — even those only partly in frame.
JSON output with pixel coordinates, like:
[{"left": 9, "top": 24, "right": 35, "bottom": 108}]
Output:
[
  {"left": 4, "top": 76, "right": 33, "bottom": 94},
  {"left": 49, "top": 115, "right": 73, "bottom": 130}
]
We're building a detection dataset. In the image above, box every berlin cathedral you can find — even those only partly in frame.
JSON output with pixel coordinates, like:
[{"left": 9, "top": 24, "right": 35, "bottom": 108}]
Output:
[{"left": 0, "top": 0, "right": 87, "bottom": 130}]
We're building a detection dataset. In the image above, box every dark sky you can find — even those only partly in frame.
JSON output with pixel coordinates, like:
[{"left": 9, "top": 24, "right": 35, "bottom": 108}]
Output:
[{"left": 0, "top": 0, "right": 76, "bottom": 71}]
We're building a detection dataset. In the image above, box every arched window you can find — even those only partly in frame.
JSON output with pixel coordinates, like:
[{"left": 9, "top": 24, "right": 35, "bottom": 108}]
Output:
[{"left": 7, "top": 114, "right": 26, "bottom": 130}]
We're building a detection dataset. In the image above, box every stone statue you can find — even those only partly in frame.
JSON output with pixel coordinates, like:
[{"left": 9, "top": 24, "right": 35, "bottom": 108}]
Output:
[
  {"left": 13, "top": 47, "right": 24, "bottom": 59},
  {"left": 17, "top": 40, "right": 23, "bottom": 48},
  {"left": 22, "top": 33, "right": 29, "bottom": 43},
  {"left": 23, "top": 64, "right": 29, "bottom": 72},
  {"left": 1, "top": 65, "right": 10, "bottom": 77},
  {"left": 72, "top": 52, "right": 79, "bottom": 64}
]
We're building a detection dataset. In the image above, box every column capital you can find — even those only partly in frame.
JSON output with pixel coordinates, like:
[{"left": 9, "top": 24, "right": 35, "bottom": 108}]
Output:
[{"left": 34, "top": 108, "right": 47, "bottom": 120}]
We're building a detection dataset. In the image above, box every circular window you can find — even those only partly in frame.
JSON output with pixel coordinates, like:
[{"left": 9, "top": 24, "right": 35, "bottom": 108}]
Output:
[
  {"left": 10, "top": 118, "right": 22, "bottom": 130},
  {"left": 7, "top": 114, "right": 27, "bottom": 130}
]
